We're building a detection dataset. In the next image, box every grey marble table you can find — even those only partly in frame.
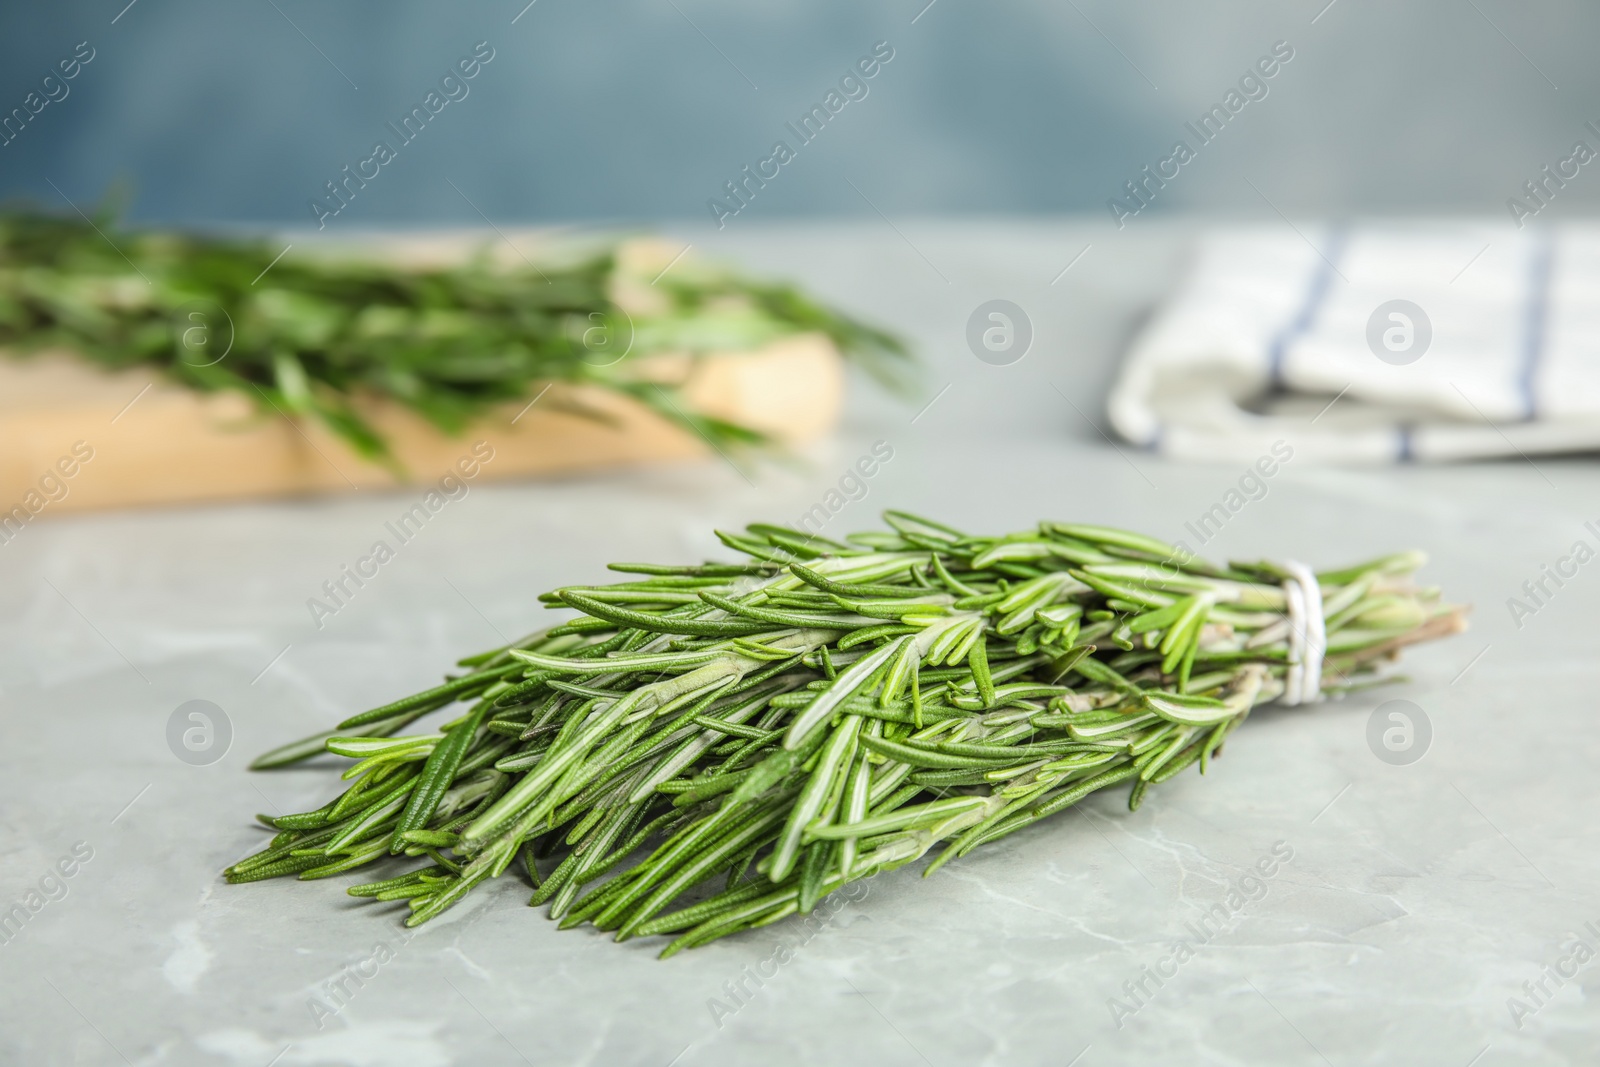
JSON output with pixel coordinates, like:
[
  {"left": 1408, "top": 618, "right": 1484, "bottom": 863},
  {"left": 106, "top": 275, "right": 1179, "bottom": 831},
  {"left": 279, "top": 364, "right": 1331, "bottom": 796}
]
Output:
[{"left": 2, "top": 220, "right": 1595, "bottom": 1066}]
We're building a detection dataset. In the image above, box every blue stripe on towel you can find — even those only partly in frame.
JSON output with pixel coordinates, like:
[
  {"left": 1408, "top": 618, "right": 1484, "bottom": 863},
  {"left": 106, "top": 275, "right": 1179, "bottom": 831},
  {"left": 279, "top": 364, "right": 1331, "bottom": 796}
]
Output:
[
  {"left": 1517, "top": 232, "right": 1554, "bottom": 421},
  {"left": 1267, "top": 226, "right": 1347, "bottom": 388}
]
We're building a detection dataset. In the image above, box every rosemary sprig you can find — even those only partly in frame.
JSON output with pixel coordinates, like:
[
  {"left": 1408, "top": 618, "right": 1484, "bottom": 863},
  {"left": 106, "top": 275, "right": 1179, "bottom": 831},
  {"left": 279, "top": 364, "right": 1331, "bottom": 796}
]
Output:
[
  {"left": 0, "top": 207, "right": 911, "bottom": 463},
  {"left": 228, "top": 512, "right": 1467, "bottom": 955}
]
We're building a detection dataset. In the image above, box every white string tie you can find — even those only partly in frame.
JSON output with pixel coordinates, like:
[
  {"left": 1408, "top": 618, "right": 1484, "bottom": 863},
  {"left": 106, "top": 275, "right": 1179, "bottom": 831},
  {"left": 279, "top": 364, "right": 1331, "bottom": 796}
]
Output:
[{"left": 1280, "top": 560, "right": 1326, "bottom": 705}]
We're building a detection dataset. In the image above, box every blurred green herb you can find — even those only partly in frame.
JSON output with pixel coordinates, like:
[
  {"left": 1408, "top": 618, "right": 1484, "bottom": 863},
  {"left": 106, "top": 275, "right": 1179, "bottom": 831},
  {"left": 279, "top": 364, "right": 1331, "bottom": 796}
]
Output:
[{"left": 0, "top": 207, "right": 911, "bottom": 463}]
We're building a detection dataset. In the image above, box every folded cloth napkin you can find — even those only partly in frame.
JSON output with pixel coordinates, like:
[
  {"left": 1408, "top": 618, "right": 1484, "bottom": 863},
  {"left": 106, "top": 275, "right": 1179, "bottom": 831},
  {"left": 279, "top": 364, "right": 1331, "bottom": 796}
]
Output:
[{"left": 1107, "top": 223, "right": 1600, "bottom": 462}]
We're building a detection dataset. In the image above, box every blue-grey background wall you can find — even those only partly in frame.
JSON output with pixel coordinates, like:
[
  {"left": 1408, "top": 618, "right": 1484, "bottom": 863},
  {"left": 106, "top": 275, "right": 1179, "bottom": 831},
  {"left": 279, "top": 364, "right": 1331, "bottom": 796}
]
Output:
[{"left": 1, "top": 2, "right": 1596, "bottom": 229}]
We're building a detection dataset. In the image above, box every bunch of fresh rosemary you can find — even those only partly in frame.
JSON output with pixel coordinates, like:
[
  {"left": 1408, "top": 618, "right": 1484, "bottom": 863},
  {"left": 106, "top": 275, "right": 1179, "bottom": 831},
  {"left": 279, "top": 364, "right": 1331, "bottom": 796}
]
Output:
[
  {"left": 0, "top": 208, "right": 909, "bottom": 461},
  {"left": 229, "top": 513, "right": 1465, "bottom": 955}
]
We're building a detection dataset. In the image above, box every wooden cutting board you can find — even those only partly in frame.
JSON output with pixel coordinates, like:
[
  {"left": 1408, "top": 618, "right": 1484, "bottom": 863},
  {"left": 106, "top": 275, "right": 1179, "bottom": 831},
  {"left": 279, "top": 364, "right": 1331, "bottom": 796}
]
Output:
[{"left": 0, "top": 332, "right": 842, "bottom": 516}]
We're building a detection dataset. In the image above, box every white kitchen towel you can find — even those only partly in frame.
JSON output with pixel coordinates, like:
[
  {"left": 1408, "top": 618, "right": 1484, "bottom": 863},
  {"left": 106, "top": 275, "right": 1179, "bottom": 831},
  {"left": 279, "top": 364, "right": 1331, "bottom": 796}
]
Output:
[{"left": 1107, "top": 223, "right": 1600, "bottom": 463}]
